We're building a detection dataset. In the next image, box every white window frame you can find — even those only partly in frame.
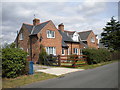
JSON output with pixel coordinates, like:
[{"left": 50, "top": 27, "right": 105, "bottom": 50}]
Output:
[
  {"left": 19, "top": 33, "right": 23, "bottom": 40},
  {"left": 91, "top": 37, "right": 95, "bottom": 43},
  {"left": 46, "top": 47, "right": 56, "bottom": 55},
  {"left": 74, "top": 48, "right": 78, "bottom": 55},
  {"left": 47, "top": 30, "right": 55, "bottom": 38},
  {"left": 80, "top": 49, "right": 83, "bottom": 55},
  {"left": 62, "top": 48, "right": 65, "bottom": 55}
]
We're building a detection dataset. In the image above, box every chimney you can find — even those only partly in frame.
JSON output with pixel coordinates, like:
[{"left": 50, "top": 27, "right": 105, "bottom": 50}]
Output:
[
  {"left": 58, "top": 23, "right": 64, "bottom": 32},
  {"left": 33, "top": 18, "right": 40, "bottom": 26}
]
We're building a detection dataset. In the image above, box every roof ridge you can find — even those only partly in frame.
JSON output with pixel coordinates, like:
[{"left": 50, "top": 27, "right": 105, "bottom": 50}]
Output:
[
  {"left": 23, "top": 23, "right": 33, "bottom": 26},
  {"left": 78, "top": 30, "right": 92, "bottom": 33},
  {"left": 64, "top": 30, "right": 76, "bottom": 32},
  {"left": 23, "top": 20, "right": 50, "bottom": 26}
]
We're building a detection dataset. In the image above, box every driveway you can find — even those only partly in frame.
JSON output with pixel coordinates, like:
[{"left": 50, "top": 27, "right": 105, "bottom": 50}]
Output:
[
  {"left": 34, "top": 65, "right": 84, "bottom": 76},
  {"left": 21, "top": 62, "right": 118, "bottom": 88}
]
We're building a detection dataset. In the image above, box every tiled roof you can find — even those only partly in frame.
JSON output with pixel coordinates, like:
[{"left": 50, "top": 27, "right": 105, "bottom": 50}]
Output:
[
  {"left": 62, "top": 40, "right": 68, "bottom": 47},
  {"left": 58, "top": 30, "right": 74, "bottom": 42},
  {"left": 64, "top": 30, "right": 75, "bottom": 36},
  {"left": 23, "top": 20, "right": 50, "bottom": 35},
  {"left": 23, "top": 23, "right": 33, "bottom": 33},
  {"left": 31, "top": 21, "right": 50, "bottom": 35},
  {"left": 78, "top": 30, "right": 92, "bottom": 40}
]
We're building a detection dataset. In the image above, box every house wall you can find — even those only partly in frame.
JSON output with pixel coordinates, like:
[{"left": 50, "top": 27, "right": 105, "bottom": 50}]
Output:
[
  {"left": 87, "top": 31, "right": 98, "bottom": 49},
  {"left": 17, "top": 24, "right": 30, "bottom": 53},
  {"left": 63, "top": 42, "right": 84, "bottom": 55},
  {"left": 31, "top": 36, "right": 40, "bottom": 63},
  {"left": 35, "top": 21, "right": 62, "bottom": 61}
]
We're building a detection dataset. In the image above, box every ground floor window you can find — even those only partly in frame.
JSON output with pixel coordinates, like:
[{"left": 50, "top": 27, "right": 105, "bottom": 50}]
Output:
[
  {"left": 46, "top": 47, "right": 56, "bottom": 55},
  {"left": 73, "top": 48, "right": 78, "bottom": 55},
  {"left": 80, "top": 49, "right": 83, "bottom": 55}
]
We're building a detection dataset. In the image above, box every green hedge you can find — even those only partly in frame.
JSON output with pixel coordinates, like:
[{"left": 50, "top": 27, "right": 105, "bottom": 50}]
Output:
[
  {"left": 82, "top": 48, "right": 111, "bottom": 65},
  {"left": 2, "top": 48, "right": 28, "bottom": 78}
]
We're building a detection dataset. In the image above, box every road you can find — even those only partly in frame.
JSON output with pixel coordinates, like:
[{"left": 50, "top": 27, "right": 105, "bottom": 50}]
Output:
[{"left": 21, "top": 62, "right": 118, "bottom": 88}]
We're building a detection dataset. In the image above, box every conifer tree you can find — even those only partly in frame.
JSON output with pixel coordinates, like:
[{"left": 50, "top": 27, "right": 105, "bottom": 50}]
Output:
[{"left": 100, "top": 16, "right": 120, "bottom": 51}]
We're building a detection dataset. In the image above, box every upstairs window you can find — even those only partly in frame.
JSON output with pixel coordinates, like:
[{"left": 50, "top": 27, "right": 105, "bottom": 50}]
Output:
[
  {"left": 91, "top": 37, "right": 95, "bottom": 43},
  {"left": 19, "top": 33, "right": 23, "bottom": 40},
  {"left": 47, "top": 30, "right": 55, "bottom": 38},
  {"left": 73, "top": 48, "right": 78, "bottom": 55}
]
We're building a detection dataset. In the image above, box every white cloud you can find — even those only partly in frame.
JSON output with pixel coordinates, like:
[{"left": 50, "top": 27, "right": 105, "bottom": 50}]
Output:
[{"left": 1, "top": 2, "right": 118, "bottom": 45}]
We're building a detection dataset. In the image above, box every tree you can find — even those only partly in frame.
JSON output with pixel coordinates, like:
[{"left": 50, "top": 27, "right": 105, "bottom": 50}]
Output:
[{"left": 100, "top": 16, "right": 120, "bottom": 51}]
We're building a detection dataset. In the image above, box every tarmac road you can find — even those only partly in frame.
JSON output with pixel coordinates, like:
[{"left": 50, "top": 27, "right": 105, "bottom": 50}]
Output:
[{"left": 21, "top": 62, "right": 119, "bottom": 88}]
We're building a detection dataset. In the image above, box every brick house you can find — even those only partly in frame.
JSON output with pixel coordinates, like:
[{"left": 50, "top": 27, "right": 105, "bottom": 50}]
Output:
[{"left": 15, "top": 18, "right": 98, "bottom": 63}]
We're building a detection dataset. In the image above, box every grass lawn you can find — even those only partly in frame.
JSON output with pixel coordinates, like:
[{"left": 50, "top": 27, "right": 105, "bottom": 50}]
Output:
[
  {"left": 60, "top": 60, "right": 118, "bottom": 69},
  {"left": 2, "top": 72, "right": 58, "bottom": 88},
  {"left": 76, "top": 60, "right": 119, "bottom": 69}
]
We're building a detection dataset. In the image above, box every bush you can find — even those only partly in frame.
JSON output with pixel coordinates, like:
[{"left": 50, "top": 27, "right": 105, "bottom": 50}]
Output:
[
  {"left": 110, "top": 51, "right": 120, "bottom": 60},
  {"left": 82, "top": 48, "right": 111, "bottom": 65},
  {"left": 38, "top": 45, "right": 48, "bottom": 65},
  {"left": 2, "top": 47, "right": 28, "bottom": 78}
]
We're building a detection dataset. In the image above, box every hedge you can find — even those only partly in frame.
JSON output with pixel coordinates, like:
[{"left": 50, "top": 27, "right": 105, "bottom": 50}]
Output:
[
  {"left": 82, "top": 48, "right": 111, "bottom": 65},
  {"left": 2, "top": 47, "right": 28, "bottom": 78}
]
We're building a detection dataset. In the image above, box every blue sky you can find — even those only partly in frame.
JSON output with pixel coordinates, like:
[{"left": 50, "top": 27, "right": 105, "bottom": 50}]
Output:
[{"left": 1, "top": 0, "right": 119, "bottom": 45}]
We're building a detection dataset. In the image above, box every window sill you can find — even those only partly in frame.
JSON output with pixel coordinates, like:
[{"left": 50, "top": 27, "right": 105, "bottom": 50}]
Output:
[{"left": 47, "top": 37, "right": 55, "bottom": 39}]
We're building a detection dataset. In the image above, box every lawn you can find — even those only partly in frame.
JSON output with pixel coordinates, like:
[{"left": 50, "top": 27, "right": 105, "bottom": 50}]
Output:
[
  {"left": 76, "top": 60, "right": 119, "bottom": 69},
  {"left": 60, "top": 60, "right": 118, "bottom": 69},
  {"left": 2, "top": 72, "right": 57, "bottom": 88}
]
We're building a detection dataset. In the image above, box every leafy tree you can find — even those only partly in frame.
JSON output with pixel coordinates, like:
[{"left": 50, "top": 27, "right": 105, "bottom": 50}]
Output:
[{"left": 100, "top": 16, "right": 120, "bottom": 51}]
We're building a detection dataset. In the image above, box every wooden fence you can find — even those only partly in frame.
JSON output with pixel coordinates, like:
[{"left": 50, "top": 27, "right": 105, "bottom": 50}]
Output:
[{"left": 57, "top": 55, "right": 87, "bottom": 68}]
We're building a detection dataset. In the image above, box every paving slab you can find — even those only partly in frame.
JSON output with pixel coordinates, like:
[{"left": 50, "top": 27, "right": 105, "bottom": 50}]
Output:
[{"left": 35, "top": 67, "right": 84, "bottom": 76}]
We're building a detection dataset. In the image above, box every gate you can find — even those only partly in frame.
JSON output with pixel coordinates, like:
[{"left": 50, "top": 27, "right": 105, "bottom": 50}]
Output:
[{"left": 58, "top": 55, "right": 87, "bottom": 68}]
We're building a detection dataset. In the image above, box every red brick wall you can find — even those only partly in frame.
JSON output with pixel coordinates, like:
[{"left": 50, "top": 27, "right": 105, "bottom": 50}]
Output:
[
  {"left": 87, "top": 31, "right": 98, "bottom": 49},
  {"left": 63, "top": 42, "right": 84, "bottom": 55},
  {"left": 39, "top": 21, "right": 62, "bottom": 56},
  {"left": 17, "top": 24, "right": 30, "bottom": 52}
]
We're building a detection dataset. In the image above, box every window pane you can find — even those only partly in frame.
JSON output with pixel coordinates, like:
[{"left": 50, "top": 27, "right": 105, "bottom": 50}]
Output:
[{"left": 62, "top": 48, "right": 64, "bottom": 54}]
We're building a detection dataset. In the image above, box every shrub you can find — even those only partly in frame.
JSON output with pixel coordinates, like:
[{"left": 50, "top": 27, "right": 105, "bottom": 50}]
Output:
[
  {"left": 82, "top": 48, "right": 111, "bottom": 65},
  {"left": 2, "top": 47, "right": 28, "bottom": 78},
  {"left": 110, "top": 51, "right": 120, "bottom": 60},
  {"left": 38, "top": 44, "right": 48, "bottom": 65}
]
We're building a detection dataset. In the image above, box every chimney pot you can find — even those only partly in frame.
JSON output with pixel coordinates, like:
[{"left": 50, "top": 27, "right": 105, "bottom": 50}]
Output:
[
  {"left": 58, "top": 23, "right": 64, "bottom": 32},
  {"left": 33, "top": 18, "right": 40, "bottom": 26}
]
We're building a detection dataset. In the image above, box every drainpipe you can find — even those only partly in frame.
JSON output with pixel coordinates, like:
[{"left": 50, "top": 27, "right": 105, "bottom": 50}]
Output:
[
  {"left": 71, "top": 42, "right": 72, "bottom": 54},
  {"left": 29, "top": 36, "right": 32, "bottom": 61},
  {"left": 16, "top": 31, "right": 18, "bottom": 48}
]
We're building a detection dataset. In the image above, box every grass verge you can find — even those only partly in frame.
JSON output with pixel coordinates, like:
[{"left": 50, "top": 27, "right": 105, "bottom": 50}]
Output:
[
  {"left": 2, "top": 72, "right": 58, "bottom": 88},
  {"left": 76, "top": 60, "right": 119, "bottom": 69}
]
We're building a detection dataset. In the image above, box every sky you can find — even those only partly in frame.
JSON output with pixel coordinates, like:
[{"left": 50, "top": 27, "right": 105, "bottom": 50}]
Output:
[{"left": 1, "top": 0, "right": 119, "bottom": 46}]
